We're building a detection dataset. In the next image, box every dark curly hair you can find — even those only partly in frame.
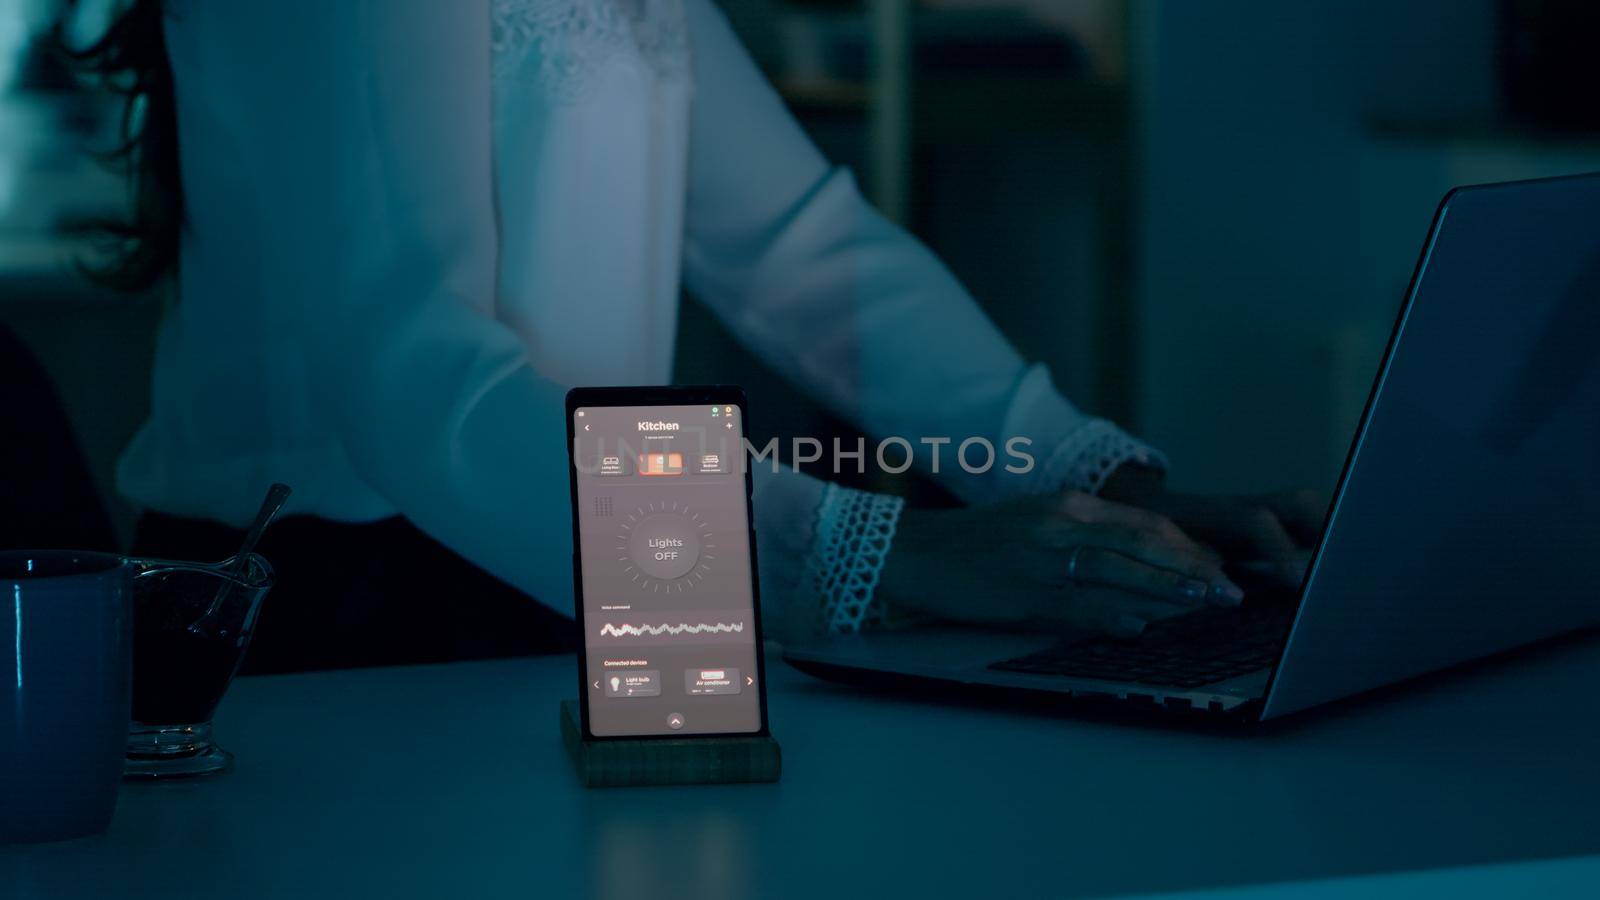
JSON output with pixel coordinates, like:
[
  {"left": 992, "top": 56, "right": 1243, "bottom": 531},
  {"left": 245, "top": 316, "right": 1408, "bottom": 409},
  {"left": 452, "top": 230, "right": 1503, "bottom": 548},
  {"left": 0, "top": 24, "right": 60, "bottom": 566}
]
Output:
[{"left": 60, "top": 0, "right": 181, "bottom": 292}]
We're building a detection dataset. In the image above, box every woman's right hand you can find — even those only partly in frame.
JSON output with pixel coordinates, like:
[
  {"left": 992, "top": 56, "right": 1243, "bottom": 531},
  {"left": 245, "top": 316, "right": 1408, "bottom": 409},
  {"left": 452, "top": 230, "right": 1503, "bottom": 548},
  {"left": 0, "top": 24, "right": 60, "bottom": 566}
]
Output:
[{"left": 877, "top": 491, "right": 1245, "bottom": 638}]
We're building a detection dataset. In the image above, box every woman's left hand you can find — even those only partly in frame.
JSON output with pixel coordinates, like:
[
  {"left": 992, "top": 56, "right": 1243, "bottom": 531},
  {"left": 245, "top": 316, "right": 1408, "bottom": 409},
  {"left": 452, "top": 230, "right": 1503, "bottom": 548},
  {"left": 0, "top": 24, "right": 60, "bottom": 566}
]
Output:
[{"left": 1099, "top": 466, "right": 1325, "bottom": 587}]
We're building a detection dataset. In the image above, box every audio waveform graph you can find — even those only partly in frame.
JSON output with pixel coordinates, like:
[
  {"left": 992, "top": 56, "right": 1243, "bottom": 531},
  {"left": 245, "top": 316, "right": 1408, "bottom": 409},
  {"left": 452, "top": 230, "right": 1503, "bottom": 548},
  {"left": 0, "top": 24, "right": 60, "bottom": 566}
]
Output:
[{"left": 598, "top": 622, "right": 745, "bottom": 638}]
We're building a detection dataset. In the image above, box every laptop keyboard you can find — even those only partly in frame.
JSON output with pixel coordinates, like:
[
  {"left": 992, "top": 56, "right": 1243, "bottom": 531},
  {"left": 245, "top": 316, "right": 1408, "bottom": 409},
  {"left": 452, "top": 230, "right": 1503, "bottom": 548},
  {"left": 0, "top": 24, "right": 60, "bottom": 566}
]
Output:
[{"left": 989, "top": 604, "right": 1294, "bottom": 689}]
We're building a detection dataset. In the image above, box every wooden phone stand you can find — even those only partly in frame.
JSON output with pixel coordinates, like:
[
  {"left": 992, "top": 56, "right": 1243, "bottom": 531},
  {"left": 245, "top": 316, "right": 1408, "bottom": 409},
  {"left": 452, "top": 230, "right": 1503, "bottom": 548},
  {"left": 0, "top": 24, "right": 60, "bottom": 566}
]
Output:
[{"left": 559, "top": 700, "right": 782, "bottom": 787}]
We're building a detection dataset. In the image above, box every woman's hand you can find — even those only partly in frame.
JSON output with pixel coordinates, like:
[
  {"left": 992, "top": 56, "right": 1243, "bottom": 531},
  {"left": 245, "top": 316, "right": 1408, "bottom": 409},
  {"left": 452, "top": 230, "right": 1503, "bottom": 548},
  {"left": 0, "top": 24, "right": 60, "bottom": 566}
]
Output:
[
  {"left": 1100, "top": 466, "right": 1325, "bottom": 587},
  {"left": 878, "top": 491, "right": 1246, "bottom": 638}
]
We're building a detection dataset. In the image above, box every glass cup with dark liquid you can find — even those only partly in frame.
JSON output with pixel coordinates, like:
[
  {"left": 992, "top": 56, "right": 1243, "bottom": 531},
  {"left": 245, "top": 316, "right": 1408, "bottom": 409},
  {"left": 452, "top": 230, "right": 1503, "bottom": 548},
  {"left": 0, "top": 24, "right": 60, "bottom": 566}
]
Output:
[{"left": 125, "top": 554, "right": 274, "bottom": 778}]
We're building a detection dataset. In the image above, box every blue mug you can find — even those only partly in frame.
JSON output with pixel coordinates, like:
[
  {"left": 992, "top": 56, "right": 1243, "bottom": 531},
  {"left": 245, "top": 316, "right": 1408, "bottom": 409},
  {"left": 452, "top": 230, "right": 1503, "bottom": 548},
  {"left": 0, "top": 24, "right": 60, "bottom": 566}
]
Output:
[{"left": 0, "top": 551, "right": 132, "bottom": 844}]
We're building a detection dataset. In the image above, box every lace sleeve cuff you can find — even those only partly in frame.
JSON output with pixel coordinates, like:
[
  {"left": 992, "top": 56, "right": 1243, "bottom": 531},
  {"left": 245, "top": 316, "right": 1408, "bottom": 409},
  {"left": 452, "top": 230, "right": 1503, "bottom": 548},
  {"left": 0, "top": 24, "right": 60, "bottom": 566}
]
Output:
[
  {"left": 806, "top": 483, "right": 905, "bottom": 634},
  {"left": 989, "top": 364, "right": 1167, "bottom": 501},
  {"left": 1036, "top": 418, "right": 1168, "bottom": 496}
]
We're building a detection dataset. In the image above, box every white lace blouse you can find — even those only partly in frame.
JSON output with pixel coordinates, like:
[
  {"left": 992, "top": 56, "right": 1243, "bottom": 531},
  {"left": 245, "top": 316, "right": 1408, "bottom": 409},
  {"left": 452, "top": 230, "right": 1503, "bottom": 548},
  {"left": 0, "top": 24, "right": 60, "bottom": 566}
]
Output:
[{"left": 116, "top": 0, "right": 1162, "bottom": 638}]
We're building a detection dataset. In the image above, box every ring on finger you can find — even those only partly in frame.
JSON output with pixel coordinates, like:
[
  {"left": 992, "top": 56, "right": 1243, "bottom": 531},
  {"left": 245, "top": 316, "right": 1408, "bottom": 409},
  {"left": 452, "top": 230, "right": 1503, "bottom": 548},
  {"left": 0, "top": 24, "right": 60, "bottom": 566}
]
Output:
[{"left": 1067, "top": 545, "right": 1086, "bottom": 583}]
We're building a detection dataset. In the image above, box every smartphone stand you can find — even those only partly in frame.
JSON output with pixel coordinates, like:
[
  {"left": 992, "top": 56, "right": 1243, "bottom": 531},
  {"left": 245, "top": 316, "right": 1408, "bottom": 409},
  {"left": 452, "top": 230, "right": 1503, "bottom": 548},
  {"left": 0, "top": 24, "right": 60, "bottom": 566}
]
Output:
[{"left": 559, "top": 700, "right": 781, "bottom": 788}]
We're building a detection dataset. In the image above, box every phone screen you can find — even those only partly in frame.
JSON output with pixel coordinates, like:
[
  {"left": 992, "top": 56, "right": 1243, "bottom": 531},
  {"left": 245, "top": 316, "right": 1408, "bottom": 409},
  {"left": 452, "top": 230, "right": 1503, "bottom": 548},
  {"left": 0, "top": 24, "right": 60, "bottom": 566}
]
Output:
[{"left": 569, "top": 399, "right": 764, "bottom": 738}]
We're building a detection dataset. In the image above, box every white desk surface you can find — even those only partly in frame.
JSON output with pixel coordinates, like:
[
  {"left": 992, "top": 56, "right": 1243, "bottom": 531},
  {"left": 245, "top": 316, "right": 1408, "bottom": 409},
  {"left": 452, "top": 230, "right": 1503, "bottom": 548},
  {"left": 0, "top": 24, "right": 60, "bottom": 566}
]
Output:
[{"left": 4, "top": 633, "right": 1599, "bottom": 899}]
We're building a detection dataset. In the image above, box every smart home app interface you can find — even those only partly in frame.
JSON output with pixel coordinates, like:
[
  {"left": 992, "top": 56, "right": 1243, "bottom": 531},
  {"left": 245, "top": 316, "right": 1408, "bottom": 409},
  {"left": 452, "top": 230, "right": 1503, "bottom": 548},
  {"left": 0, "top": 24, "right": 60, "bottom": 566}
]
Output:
[{"left": 572, "top": 403, "right": 761, "bottom": 737}]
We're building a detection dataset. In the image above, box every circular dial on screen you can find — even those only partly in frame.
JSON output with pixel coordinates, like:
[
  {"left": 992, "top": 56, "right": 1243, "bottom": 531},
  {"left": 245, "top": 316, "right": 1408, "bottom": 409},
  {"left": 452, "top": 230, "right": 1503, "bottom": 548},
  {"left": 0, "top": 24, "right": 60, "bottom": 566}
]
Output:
[{"left": 618, "top": 502, "right": 715, "bottom": 592}]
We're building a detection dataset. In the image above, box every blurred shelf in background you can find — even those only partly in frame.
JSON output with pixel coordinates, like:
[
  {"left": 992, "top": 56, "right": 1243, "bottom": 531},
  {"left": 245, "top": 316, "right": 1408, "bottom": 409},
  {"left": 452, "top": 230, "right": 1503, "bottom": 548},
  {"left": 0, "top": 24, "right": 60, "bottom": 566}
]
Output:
[
  {"left": 1366, "top": 116, "right": 1600, "bottom": 154},
  {"left": 776, "top": 74, "right": 872, "bottom": 112}
]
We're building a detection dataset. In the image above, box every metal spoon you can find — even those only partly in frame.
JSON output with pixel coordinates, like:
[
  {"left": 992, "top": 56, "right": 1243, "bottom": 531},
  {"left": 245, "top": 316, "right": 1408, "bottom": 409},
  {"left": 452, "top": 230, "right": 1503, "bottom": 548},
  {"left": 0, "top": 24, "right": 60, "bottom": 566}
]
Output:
[{"left": 189, "top": 483, "right": 292, "bottom": 638}]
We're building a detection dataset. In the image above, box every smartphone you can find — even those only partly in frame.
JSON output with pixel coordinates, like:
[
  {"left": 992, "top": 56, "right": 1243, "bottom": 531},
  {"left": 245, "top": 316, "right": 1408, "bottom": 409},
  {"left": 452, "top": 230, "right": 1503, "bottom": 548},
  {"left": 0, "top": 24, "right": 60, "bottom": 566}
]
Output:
[{"left": 565, "top": 386, "right": 769, "bottom": 739}]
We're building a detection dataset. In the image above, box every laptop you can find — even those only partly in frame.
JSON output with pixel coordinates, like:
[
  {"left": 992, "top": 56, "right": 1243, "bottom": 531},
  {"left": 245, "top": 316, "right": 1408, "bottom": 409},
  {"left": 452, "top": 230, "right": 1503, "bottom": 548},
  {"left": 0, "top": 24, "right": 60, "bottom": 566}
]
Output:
[{"left": 785, "top": 173, "right": 1600, "bottom": 721}]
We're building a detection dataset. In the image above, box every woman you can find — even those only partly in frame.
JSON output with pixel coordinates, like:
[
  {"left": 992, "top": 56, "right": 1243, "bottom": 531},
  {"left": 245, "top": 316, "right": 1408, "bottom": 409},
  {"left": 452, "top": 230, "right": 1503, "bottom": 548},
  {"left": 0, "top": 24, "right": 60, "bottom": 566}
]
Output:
[{"left": 75, "top": 0, "right": 1319, "bottom": 672}]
